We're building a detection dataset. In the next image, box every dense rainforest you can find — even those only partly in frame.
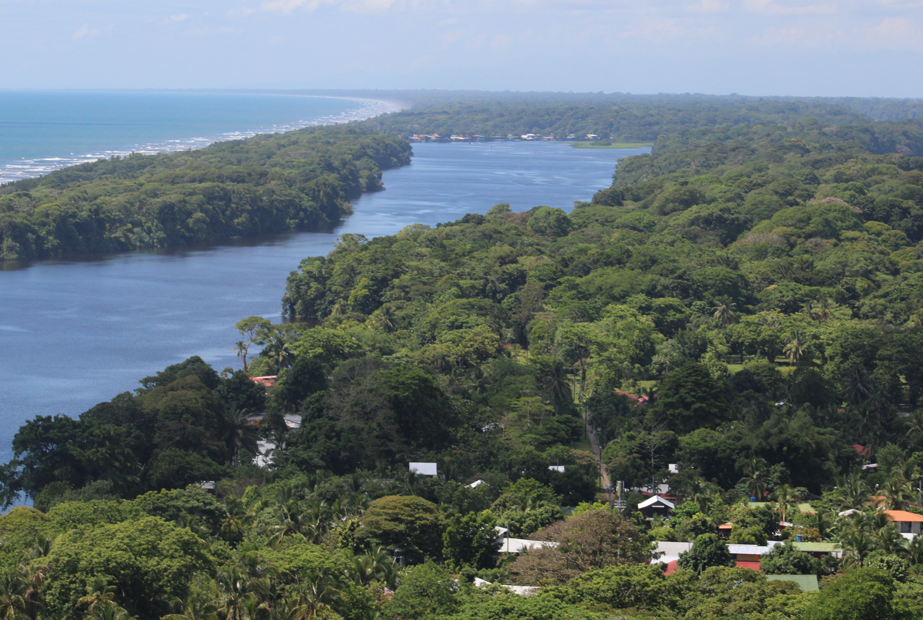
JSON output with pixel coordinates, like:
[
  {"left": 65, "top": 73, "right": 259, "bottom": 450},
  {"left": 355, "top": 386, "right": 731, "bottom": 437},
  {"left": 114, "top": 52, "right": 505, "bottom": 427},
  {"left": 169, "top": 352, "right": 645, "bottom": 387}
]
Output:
[
  {"left": 5, "top": 97, "right": 923, "bottom": 619},
  {"left": 358, "top": 90, "right": 923, "bottom": 141},
  {"left": 0, "top": 126, "right": 412, "bottom": 260}
]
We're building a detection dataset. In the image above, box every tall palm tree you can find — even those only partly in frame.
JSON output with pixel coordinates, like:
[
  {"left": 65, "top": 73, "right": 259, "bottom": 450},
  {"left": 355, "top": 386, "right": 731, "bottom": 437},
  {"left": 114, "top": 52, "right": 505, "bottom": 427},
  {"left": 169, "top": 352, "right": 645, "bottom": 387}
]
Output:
[
  {"left": 234, "top": 340, "right": 250, "bottom": 373},
  {"left": 783, "top": 335, "right": 806, "bottom": 366},
  {"left": 162, "top": 581, "right": 219, "bottom": 620},
  {"left": 773, "top": 484, "right": 799, "bottom": 523},
  {"left": 876, "top": 524, "right": 909, "bottom": 557},
  {"left": 835, "top": 472, "right": 871, "bottom": 511},
  {"left": 373, "top": 306, "right": 395, "bottom": 333},
  {"left": 812, "top": 299, "right": 835, "bottom": 322},
  {"left": 215, "top": 566, "right": 251, "bottom": 620},
  {"left": 17, "top": 564, "right": 45, "bottom": 620},
  {"left": 0, "top": 569, "right": 26, "bottom": 620},
  {"left": 223, "top": 406, "right": 260, "bottom": 467},
  {"left": 840, "top": 527, "right": 875, "bottom": 568},
  {"left": 541, "top": 358, "right": 572, "bottom": 415},
  {"left": 86, "top": 605, "right": 133, "bottom": 620},
  {"left": 740, "top": 458, "right": 770, "bottom": 500},
  {"left": 908, "top": 535, "right": 923, "bottom": 566},
  {"left": 881, "top": 475, "right": 911, "bottom": 511},
  {"left": 76, "top": 578, "right": 117, "bottom": 615},
  {"left": 712, "top": 298, "right": 737, "bottom": 329}
]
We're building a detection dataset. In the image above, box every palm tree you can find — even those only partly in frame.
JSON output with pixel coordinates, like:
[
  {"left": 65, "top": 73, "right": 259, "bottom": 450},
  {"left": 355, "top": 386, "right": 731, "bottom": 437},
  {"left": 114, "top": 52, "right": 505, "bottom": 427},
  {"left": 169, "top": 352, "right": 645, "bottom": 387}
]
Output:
[
  {"left": 835, "top": 472, "right": 871, "bottom": 511},
  {"left": 875, "top": 524, "right": 909, "bottom": 557},
  {"left": 86, "top": 605, "right": 133, "bottom": 620},
  {"left": 772, "top": 484, "right": 799, "bottom": 523},
  {"left": 223, "top": 406, "right": 260, "bottom": 467},
  {"left": 908, "top": 534, "right": 923, "bottom": 565},
  {"left": 299, "top": 574, "right": 339, "bottom": 619},
  {"left": 740, "top": 458, "right": 770, "bottom": 500},
  {"left": 77, "top": 578, "right": 117, "bottom": 615},
  {"left": 812, "top": 299, "right": 835, "bottom": 322},
  {"left": 540, "top": 358, "right": 572, "bottom": 415},
  {"left": 844, "top": 368, "right": 875, "bottom": 408},
  {"left": 840, "top": 527, "right": 875, "bottom": 568},
  {"left": 712, "top": 298, "right": 737, "bottom": 329},
  {"left": 0, "top": 569, "right": 26, "bottom": 620},
  {"left": 783, "top": 335, "right": 806, "bottom": 366},
  {"left": 219, "top": 496, "right": 255, "bottom": 544},
  {"left": 373, "top": 306, "right": 395, "bottom": 333},
  {"left": 214, "top": 566, "right": 251, "bottom": 620},
  {"left": 344, "top": 548, "right": 397, "bottom": 589},
  {"left": 162, "top": 580, "right": 219, "bottom": 620},
  {"left": 881, "top": 475, "right": 911, "bottom": 511},
  {"left": 17, "top": 564, "right": 45, "bottom": 620},
  {"left": 234, "top": 340, "right": 250, "bottom": 373}
]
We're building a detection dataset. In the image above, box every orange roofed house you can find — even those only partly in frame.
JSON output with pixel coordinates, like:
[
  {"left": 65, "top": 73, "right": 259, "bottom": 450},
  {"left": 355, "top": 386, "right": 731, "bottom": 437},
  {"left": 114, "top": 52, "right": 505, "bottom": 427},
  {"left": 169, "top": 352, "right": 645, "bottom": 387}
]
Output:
[{"left": 884, "top": 510, "right": 923, "bottom": 539}]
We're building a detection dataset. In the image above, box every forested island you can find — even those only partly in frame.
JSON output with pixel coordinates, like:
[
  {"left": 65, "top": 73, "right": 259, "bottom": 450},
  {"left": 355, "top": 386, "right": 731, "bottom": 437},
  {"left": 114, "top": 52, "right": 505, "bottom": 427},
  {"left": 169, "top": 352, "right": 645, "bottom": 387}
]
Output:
[{"left": 4, "top": 94, "right": 923, "bottom": 619}]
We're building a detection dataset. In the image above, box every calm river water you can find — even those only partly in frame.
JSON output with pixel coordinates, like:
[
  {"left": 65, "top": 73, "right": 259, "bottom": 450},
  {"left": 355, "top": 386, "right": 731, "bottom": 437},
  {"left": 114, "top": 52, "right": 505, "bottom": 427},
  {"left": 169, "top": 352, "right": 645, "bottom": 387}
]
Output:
[{"left": 0, "top": 141, "right": 647, "bottom": 463}]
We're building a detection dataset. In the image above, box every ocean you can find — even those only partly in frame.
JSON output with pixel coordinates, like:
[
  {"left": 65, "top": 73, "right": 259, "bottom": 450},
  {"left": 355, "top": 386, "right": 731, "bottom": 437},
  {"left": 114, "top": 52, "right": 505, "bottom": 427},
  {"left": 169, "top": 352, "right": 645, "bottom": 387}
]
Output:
[{"left": 0, "top": 90, "right": 399, "bottom": 184}]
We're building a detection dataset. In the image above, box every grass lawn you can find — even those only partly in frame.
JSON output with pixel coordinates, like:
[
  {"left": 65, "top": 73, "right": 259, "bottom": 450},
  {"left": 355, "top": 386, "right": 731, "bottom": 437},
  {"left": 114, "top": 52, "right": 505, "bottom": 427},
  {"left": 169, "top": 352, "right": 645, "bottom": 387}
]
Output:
[{"left": 571, "top": 142, "right": 653, "bottom": 149}]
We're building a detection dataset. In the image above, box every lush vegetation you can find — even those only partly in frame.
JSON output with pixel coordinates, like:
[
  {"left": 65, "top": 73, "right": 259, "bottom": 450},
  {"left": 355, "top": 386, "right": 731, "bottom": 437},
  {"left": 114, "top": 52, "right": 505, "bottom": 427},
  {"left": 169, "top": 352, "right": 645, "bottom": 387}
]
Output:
[
  {"left": 6, "top": 97, "right": 923, "bottom": 618},
  {"left": 0, "top": 126, "right": 411, "bottom": 260},
  {"left": 363, "top": 95, "right": 868, "bottom": 142}
]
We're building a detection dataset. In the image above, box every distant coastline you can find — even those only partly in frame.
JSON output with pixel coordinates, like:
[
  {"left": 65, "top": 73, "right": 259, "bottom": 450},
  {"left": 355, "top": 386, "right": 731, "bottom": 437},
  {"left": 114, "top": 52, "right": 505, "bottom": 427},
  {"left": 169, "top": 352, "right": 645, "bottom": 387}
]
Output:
[{"left": 0, "top": 92, "right": 402, "bottom": 186}]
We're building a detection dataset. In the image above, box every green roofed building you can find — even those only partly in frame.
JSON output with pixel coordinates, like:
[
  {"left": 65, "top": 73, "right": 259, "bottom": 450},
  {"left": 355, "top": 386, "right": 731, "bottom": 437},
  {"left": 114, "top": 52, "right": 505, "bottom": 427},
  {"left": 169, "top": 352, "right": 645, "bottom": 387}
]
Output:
[{"left": 765, "top": 575, "right": 819, "bottom": 592}]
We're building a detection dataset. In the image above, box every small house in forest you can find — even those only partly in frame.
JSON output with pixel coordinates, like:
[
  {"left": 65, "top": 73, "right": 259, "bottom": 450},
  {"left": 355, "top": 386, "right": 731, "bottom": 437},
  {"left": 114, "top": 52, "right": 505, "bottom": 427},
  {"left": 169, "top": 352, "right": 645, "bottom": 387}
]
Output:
[
  {"left": 884, "top": 510, "right": 923, "bottom": 538},
  {"left": 638, "top": 495, "right": 675, "bottom": 520}
]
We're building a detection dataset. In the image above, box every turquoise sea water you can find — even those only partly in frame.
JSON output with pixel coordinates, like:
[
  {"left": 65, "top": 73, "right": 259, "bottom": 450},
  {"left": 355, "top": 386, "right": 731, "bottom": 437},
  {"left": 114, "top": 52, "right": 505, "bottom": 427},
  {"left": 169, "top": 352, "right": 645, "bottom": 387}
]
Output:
[{"left": 0, "top": 90, "right": 398, "bottom": 184}]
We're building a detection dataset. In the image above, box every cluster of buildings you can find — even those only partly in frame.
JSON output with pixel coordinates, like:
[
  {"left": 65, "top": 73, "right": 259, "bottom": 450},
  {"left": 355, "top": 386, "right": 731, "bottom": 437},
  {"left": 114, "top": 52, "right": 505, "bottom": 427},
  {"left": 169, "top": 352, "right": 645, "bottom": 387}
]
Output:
[{"left": 407, "top": 133, "right": 606, "bottom": 143}]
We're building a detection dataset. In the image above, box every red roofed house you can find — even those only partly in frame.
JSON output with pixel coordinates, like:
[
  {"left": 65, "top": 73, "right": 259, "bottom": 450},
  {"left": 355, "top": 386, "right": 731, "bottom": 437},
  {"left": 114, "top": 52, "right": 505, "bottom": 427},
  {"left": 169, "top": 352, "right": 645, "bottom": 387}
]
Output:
[
  {"left": 616, "top": 390, "right": 651, "bottom": 405},
  {"left": 251, "top": 376, "right": 278, "bottom": 388}
]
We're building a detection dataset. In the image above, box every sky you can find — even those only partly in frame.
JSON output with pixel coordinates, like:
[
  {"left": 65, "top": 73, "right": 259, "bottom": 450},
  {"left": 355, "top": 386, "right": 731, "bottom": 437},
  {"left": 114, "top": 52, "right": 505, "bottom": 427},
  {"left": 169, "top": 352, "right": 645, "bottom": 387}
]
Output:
[{"left": 0, "top": 0, "right": 921, "bottom": 98}]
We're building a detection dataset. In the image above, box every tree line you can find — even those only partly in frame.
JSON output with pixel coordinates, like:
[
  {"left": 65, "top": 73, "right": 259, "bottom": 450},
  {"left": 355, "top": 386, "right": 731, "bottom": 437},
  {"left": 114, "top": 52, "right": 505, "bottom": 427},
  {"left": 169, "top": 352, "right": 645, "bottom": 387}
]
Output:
[{"left": 0, "top": 126, "right": 411, "bottom": 261}]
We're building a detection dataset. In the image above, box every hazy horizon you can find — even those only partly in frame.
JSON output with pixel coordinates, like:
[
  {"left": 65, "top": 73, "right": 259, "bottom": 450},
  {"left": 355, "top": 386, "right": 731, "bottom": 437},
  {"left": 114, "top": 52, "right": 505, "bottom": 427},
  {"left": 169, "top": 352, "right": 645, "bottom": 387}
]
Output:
[{"left": 0, "top": 1, "right": 920, "bottom": 99}]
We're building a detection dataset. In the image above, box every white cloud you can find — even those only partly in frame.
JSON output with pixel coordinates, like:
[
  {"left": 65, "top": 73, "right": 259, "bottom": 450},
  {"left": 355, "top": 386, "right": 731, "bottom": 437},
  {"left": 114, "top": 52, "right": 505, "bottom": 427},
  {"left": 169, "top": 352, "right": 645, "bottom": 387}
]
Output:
[
  {"left": 162, "top": 14, "right": 190, "bottom": 25},
  {"left": 743, "top": 0, "right": 837, "bottom": 15},
  {"left": 687, "top": 0, "right": 726, "bottom": 13},
  {"left": 72, "top": 24, "right": 99, "bottom": 40},
  {"left": 260, "top": 0, "right": 397, "bottom": 13},
  {"left": 865, "top": 17, "right": 923, "bottom": 50}
]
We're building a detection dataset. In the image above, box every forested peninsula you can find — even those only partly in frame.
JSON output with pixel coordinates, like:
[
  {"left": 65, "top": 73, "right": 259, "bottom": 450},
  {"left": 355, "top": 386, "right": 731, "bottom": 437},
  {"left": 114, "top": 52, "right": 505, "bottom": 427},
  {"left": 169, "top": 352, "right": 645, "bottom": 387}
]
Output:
[
  {"left": 0, "top": 126, "right": 411, "bottom": 260},
  {"left": 5, "top": 95, "right": 923, "bottom": 619}
]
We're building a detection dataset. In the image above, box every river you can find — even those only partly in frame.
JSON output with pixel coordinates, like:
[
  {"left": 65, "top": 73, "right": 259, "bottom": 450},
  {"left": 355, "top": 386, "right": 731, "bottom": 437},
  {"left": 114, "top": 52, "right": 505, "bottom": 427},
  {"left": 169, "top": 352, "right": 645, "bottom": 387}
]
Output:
[{"left": 0, "top": 141, "right": 648, "bottom": 464}]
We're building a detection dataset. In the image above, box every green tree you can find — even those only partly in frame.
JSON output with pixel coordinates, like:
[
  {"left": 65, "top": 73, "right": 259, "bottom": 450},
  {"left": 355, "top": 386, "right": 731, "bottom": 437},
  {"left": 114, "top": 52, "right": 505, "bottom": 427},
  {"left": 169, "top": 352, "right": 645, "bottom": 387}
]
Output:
[
  {"left": 655, "top": 362, "right": 728, "bottom": 434},
  {"left": 41, "top": 516, "right": 214, "bottom": 620},
  {"left": 677, "top": 533, "right": 734, "bottom": 573},
  {"left": 760, "top": 542, "right": 823, "bottom": 576},
  {"left": 383, "top": 562, "right": 460, "bottom": 620},
  {"left": 802, "top": 568, "right": 896, "bottom": 620},
  {"left": 443, "top": 511, "right": 501, "bottom": 571},
  {"left": 356, "top": 496, "right": 444, "bottom": 564}
]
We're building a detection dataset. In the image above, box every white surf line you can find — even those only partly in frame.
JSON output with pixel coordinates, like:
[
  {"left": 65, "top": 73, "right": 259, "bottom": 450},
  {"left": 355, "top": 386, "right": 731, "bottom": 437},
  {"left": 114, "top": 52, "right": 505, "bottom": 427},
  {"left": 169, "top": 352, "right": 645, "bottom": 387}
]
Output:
[{"left": 0, "top": 97, "right": 402, "bottom": 186}]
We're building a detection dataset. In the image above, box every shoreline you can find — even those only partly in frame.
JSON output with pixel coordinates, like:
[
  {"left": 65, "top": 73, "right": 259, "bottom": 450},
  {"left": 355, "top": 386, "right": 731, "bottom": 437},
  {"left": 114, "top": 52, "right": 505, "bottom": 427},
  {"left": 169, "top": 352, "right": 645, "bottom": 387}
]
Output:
[{"left": 0, "top": 93, "right": 402, "bottom": 186}]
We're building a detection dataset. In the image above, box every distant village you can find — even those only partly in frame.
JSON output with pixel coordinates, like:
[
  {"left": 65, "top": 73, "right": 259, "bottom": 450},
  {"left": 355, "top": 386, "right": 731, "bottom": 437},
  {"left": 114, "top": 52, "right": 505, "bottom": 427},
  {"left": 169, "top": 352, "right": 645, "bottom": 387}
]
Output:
[{"left": 407, "top": 133, "right": 607, "bottom": 143}]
